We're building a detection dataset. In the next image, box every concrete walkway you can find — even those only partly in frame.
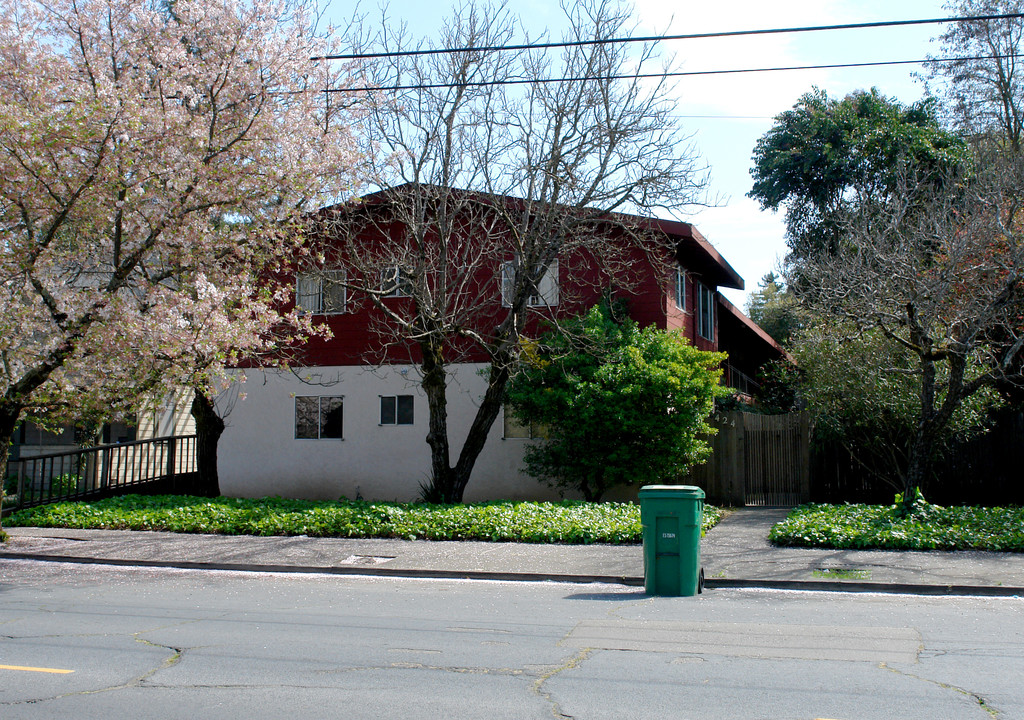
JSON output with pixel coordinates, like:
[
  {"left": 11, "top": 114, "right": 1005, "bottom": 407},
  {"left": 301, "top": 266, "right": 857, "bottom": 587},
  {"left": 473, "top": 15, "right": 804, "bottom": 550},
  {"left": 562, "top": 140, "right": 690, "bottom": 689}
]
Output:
[{"left": 2, "top": 508, "right": 1023, "bottom": 595}]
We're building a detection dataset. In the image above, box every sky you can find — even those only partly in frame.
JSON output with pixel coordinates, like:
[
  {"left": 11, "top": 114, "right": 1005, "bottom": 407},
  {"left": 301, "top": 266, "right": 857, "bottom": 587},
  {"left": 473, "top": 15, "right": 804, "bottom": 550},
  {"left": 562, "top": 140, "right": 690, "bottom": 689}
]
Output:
[{"left": 327, "top": 0, "right": 957, "bottom": 306}]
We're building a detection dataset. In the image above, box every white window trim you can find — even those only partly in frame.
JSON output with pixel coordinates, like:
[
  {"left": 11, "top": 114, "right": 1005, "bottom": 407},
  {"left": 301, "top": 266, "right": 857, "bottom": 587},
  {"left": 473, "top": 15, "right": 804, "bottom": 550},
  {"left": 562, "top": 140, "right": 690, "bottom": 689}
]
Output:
[
  {"left": 294, "top": 395, "right": 344, "bottom": 440},
  {"left": 501, "top": 257, "right": 558, "bottom": 307},
  {"left": 696, "top": 281, "right": 715, "bottom": 341},
  {"left": 379, "top": 394, "right": 415, "bottom": 426},
  {"left": 674, "top": 267, "right": 687, "bottom": 311}
]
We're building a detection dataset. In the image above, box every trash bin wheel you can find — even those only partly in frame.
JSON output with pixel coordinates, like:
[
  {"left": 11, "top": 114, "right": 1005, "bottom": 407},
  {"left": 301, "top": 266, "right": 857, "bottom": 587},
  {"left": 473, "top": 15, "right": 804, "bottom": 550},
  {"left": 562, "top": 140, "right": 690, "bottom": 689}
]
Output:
[{"left": 698, "top": 567, "right": 704, "bottom": 594}]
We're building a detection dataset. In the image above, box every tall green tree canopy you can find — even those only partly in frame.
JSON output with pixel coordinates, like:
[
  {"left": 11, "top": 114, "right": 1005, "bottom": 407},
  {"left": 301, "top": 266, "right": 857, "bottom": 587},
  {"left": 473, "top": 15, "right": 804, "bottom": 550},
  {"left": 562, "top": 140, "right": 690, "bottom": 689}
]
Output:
[
  {"left": 748, "top": 85, "right": 1024, "bottom": 512},
  {"left": 748, "top": 88, "right": 968, "bottom": 273},
  {"left": 506, "top": 304, "right": 726, "bottom": 502},
  {"left": 744, "top": 273, "right": 802, "bottom": 347},
  {"left": 777, "top": 149, "right": 1024, "bottom": 511}
]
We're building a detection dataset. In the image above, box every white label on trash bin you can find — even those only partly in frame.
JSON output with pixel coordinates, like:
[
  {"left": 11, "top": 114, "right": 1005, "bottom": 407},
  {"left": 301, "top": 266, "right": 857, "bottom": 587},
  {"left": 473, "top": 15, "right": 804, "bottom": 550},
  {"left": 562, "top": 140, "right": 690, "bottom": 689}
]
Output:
[{"left": 662, "top": 532, "right": 676, "bottom": 539}]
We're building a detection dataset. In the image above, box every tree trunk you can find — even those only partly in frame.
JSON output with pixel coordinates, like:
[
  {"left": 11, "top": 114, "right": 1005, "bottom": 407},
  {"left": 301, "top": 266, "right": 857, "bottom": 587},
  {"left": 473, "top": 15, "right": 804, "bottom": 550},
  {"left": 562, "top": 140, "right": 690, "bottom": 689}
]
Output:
[
  {"left": 0, "top": 402, "right": 24, "bottom": 535},
  {"left": 902, "top": 310, "right": 936, "bottom": 514},
  {"left": 450, "top": 360, "right": 512, "bottom": 502},
  {"left": 190, "top": 388, "right": 224, "bottom": 498},
  {"left": 420, "top": 339, "right": 456, "bottom": 503},
  {"left": 901, "top": 426, "right": 933, "bottom": 513},
  {"left": 580, "top": 480, "right": 598, "bottom": 503},
  {"left": 420, "top": 342, "right": 515, "bottom": 505}
]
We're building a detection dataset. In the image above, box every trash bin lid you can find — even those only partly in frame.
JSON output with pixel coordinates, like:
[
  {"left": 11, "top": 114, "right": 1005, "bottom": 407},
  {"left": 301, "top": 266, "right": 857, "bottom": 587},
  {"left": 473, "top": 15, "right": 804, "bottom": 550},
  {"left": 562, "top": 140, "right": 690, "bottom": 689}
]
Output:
[{"left": 638, "top": 484, "right": 705, "bottom": 499}]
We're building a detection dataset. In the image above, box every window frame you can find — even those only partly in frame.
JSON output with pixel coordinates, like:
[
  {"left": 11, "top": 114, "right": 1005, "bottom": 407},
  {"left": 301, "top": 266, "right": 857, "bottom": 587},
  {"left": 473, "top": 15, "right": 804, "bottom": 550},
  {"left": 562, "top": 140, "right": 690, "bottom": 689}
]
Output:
[
  {"left": 294, "top": 395, "right": 345, "bottom": 439},
  {"left": 379, "top": 394, "right": 415, "bottom": 426},
  {"left": 381, "top": 266, "right": 412, "bottom": 298},
  {"left": 696, "top": 281, "right": 715, "bottom": 341},
  {"left": 674, "top": 266, "right": 687, "bottom": 310},
  {"left": 296, "top": 269, "right": 346, "bottom": 315},
  {"left": 502, "top": 405, "right": 545, "bottom": 439},
  {"left": 500, "top": 257, "right": 559, "bottom": 307}
]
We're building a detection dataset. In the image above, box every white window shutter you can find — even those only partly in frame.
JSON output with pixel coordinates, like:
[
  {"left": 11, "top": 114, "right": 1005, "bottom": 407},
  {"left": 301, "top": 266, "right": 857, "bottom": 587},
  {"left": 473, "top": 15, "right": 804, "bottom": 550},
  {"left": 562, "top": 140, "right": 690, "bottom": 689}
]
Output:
[
  {"left": 296, "top": 274, "right": 322, "bottom": 313},
  {"left": 501, "top": 260, "right": 515, "bottom": 307},
  {"left": 536, "top": 259, "right": 558, "bottom": 306}
]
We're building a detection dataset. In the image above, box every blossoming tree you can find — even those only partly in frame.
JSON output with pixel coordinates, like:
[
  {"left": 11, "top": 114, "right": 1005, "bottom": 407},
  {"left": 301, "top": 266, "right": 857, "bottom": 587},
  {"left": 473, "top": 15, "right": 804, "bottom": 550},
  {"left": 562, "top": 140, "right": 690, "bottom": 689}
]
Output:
[{"left": 0, "top": 0, "right": 361, "bottom": 513}]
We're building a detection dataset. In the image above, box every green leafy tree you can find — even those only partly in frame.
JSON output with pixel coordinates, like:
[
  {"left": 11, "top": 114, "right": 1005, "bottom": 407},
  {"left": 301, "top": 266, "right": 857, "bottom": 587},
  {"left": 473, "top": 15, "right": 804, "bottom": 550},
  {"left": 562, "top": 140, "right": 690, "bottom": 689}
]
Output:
[
  {"left": 753, "top": 358, "right": 801, "bottom": 415},
  {"left": 789, "top": 149, "right": 1024, "bottom": 512},
  {"left": 794, "top": 318, "right": 1001, "bottom": 495},
  {"left": 748, "top": 88, "right": 968, "bottom": 277},
  {"left": 746, "top": 87, "right": 1024, "bottom": 513},
  {"left": 506, "top": 304, "right": 726, "bottom": 501},
  {"left": 745, "top": 273, "right": 804, "bottom": 347}
]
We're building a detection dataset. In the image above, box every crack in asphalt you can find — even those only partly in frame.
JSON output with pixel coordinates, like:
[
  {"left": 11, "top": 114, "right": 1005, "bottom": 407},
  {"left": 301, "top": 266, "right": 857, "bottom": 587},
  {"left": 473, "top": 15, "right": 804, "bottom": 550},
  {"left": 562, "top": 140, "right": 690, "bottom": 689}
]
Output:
[
  {"left": 879, "top": 662, "right": 1001, "bottom": 718},
  {"left": 132, "top": 635, "right": 184, "bottom": 682},
  {"left": 531, "top": 648, "right": 593, "bottom": 720},
  {"left": 0, "top": 634, "right": 184, "bottom": 708},
  {"left": 387, "top": 661, "right": 526, "bottom": 676}
]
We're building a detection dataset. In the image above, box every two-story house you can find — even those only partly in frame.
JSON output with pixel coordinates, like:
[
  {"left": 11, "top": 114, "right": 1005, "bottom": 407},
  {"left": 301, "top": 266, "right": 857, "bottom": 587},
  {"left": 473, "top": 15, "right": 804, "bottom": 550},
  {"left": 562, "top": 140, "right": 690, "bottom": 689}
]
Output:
[{"left": 215, "top": 189, "right": 788, "bottom": 502}]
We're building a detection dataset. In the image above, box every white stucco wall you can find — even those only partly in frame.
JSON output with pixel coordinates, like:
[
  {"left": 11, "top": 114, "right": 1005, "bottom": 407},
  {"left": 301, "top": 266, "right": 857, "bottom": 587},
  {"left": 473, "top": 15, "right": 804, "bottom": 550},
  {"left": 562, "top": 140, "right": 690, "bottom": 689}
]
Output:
[{"left": 217, "top": 364, "right": 564, "bottom": 502}]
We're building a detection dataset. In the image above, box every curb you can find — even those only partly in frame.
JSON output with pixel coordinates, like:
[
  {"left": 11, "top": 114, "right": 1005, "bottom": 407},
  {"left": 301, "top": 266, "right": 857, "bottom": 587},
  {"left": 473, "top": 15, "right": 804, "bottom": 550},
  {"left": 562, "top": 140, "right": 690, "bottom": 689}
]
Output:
[
  {"left": 703, "top": 578, "right": 1024, "bottom": 597},
  {"left": 0, "top": 552, "right": 645, "bottom": 587},
  {"left": 4, "top": 552, "right": 1024, "bottom": 596}
]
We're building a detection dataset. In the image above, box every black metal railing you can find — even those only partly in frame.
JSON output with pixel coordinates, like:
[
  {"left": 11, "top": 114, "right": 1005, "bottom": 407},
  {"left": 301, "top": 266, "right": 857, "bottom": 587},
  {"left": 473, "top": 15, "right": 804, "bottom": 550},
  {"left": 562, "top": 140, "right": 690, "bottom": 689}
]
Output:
[
  {"left": 724, "top": 364, "right": 760, "bottom": 397},
  {"left": 3, "top": 435, "right": 197, "bottom": 514}
]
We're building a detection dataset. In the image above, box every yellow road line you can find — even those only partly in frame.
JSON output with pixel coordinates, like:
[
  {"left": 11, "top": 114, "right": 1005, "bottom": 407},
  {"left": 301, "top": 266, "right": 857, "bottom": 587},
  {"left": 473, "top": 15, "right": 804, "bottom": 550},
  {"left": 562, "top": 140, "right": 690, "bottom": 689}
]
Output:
[{"left": 0, "top": 664, "right": 74, "bottom": 674}]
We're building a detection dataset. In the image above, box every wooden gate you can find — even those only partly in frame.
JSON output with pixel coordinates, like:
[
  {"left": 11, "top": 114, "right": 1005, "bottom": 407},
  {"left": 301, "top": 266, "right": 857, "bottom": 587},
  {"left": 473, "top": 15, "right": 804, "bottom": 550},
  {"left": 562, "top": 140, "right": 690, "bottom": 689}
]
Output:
[{"left": 688, "top": 411, "right": 810, "bottom": 506}]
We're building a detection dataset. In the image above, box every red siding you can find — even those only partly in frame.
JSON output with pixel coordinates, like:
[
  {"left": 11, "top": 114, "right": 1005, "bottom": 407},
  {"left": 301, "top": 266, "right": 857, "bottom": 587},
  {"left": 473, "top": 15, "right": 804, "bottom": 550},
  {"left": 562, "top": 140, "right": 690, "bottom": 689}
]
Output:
[{"left": 277, "top": 200, "right": 759, "bottom": 369}]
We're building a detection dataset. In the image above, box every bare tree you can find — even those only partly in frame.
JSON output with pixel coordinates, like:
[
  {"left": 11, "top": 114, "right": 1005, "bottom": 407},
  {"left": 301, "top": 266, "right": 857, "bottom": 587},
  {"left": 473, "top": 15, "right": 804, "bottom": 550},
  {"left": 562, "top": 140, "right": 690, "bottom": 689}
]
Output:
[
  {"left": 315, "top": 0, "right": 707, "bottom": 503},
  {"left": 798, "top": 151, "right": 1024, "bottom": 511},
  {"left": 927, "top": 0, "right": 1024, "bottom": 152}
]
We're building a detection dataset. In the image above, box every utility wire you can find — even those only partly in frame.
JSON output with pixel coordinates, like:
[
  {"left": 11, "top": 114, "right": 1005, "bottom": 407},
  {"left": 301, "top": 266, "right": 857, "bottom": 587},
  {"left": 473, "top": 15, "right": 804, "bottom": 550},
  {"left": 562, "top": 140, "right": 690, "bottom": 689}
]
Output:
[
  {"left": 316, "top": 13, "right": 1024, "bottom": 61},
  {"left": 327, "top": 53, "right": 1022, "bottom": 93}
]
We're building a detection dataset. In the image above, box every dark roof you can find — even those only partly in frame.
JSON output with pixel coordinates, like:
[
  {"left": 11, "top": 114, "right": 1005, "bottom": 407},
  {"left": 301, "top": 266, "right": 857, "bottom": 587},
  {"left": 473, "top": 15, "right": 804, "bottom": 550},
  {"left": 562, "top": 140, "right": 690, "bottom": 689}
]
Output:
[
  {"left": 324, "top": 184, "right": 745, "bottom": 291},
  {"left": 717, "top": 294, "right": 793, "bottom": 363},
  {"left": 652, "top": 218, "right": 744, "bottom": 291}
]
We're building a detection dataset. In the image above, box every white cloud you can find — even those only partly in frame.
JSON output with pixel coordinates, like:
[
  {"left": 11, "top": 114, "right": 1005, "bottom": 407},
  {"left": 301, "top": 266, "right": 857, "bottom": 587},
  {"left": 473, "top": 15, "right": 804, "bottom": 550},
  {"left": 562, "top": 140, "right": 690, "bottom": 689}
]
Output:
[{"left": 631, "top": 0, "right": 843, "bottom": 116}]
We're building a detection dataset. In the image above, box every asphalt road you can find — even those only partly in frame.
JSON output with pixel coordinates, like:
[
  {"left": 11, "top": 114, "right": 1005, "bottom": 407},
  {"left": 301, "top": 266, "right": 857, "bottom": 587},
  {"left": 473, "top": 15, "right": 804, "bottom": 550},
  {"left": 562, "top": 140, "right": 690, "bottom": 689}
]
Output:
[{"left": 1, "top": 560, "right": 1022, "bottom": 719}]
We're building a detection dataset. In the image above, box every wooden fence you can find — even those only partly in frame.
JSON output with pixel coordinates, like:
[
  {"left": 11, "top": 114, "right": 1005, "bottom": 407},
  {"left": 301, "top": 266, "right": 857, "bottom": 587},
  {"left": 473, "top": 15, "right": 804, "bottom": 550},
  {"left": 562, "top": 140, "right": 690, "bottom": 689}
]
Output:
[
  {"left": 688, "top": 409, "right": 1024, "bottom": 508},
  {"left": 811, "top": 410, "right": 1024, "bottom": 506},
  {"left": 688, "top": 411, "right": 811, "bottom": 506}
]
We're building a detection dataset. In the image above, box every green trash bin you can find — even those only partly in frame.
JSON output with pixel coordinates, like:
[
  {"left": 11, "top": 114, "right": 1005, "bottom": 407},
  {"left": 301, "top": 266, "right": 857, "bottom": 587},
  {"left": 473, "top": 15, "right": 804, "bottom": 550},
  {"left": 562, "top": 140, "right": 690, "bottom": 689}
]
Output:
[{"left": 639, "top": 485, "right": 704, "bottom": 596}]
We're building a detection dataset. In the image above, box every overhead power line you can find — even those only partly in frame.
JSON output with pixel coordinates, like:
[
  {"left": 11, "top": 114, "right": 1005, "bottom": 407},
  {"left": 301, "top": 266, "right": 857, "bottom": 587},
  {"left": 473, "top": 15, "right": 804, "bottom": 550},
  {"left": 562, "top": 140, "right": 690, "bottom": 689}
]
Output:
[
  {"left": 316, "top": 13, "right": 1024, "bottom": 62},
  {"left": 327, "top": 53, "right": 1023, "bottom": 93}
]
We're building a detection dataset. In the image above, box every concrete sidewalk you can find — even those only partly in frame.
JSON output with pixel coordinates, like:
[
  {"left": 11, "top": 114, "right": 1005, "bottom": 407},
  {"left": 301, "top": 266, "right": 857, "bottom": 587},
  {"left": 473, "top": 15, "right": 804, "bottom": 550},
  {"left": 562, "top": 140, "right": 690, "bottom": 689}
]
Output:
[{"left": 2, "top": 508, "right": 1023, "bottom": 595}]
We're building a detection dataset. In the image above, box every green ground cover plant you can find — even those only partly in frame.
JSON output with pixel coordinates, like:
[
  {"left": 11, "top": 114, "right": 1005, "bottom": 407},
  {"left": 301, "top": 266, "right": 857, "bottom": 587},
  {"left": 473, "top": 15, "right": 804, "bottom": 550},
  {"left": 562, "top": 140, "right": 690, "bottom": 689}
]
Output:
[
  {"left": 770, "top": 501, "right": 1024, "bottom": 552},
  {"left": 5, "top": 495, "right": 723, "bottom": 545}
]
